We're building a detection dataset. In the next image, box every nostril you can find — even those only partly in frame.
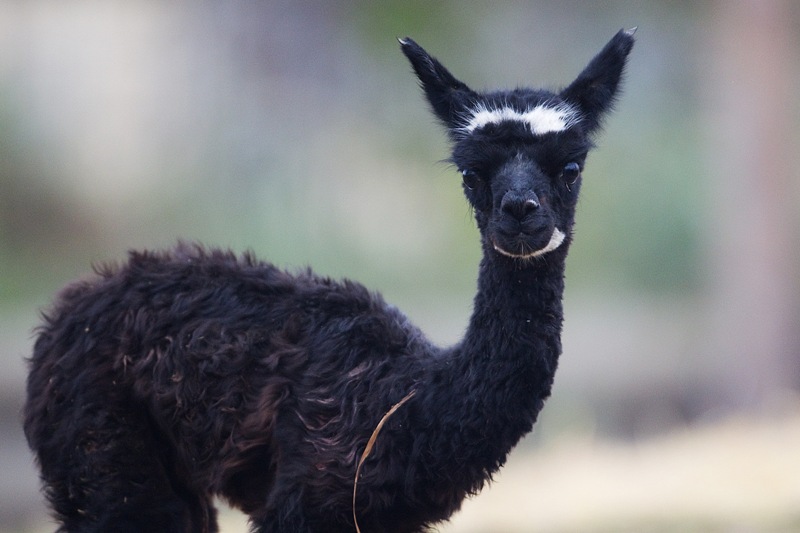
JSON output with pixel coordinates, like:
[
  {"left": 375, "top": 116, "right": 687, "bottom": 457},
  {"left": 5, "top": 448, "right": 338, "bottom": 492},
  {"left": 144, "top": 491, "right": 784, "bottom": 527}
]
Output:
[
  {"left": 524, "top": 198, "right": 540, "bottom": 210},
  {"left": 501, "top": 193, "right": 540, "bottom": 220}
]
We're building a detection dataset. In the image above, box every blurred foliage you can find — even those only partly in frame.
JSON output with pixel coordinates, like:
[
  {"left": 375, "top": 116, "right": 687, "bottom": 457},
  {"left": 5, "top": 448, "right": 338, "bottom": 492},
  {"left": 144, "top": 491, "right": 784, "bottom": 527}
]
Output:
[{"left": 0, "top": 1, "right": 710, "bottom": 307}]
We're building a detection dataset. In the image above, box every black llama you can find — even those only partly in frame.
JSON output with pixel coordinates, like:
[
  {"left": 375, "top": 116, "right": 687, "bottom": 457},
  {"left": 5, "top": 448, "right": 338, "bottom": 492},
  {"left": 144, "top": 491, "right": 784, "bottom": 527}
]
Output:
[{"left": 25, "top": 30, "right": 635, "bottom": 533}]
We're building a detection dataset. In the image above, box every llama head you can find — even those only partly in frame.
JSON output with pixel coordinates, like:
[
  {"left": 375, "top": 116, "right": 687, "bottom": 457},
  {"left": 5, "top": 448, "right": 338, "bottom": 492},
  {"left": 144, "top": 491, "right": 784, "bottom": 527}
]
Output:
[{"left": 400, "top": 30, "right": 635, "bottom": 261}]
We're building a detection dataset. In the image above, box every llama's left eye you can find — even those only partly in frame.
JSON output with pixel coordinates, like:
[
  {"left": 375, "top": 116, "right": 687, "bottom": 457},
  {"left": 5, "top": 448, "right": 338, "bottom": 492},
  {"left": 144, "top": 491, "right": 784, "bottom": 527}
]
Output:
[
  {"left": 461, "top": 169, "right": 481, "bottom": 190},
  {"left": 561, "top": 162, "right": 581, "bottom": 184}
]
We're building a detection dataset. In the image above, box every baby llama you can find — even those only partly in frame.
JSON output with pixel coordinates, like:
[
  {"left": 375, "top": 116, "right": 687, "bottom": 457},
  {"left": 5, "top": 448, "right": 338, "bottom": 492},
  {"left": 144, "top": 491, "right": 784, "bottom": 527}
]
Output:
[{"left": 25, "top": 29, "right": 635, "bottom": 532}]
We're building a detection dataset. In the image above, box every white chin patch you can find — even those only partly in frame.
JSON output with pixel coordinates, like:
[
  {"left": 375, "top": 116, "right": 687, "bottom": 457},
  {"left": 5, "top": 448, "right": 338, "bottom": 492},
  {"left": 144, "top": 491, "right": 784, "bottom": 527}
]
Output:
[{"left": 493, "top": 228, "right": 566, "bottom": 260}]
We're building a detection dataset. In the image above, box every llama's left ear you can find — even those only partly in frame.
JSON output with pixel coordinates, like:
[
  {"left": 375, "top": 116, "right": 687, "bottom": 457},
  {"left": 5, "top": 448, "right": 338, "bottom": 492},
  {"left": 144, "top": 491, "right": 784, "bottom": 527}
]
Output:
[
  {"left": 560, "top": 28, "right": 636, "bottom": 134},
  {"left": 399, "top": 37, "right": 476, "bottom": 131}
]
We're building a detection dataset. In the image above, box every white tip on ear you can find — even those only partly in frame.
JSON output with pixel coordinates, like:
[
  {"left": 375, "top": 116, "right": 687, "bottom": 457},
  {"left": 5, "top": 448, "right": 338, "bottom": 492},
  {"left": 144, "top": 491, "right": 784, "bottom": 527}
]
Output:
[
  {"left": 397, "top": 37, "right": 409, "bottom": 46},
  {"left": 624, "top": 27, "right": 638, "bottom": 36}
]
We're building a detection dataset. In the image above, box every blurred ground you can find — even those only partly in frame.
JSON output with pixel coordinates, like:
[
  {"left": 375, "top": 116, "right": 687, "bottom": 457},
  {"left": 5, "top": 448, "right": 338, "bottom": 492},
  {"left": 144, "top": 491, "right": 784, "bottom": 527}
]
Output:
[
  {"left": 218, "top": 407, "right": 800, "bottom": 532},
  {"left": 10, "top": 412, "right": 788, "bottom": 533},
  {"left": 18, "top": 409, "right": 796, "bottom": 533},
  {"left": 441, "top": 407, "right": 800, "bottom": 533}
]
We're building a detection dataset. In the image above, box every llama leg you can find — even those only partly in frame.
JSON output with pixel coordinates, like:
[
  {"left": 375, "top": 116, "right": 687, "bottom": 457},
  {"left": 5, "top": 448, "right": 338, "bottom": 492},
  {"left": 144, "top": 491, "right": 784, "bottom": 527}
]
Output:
[
  {"left": 251, "top": 505, "right": 312, "bottom": 533},
  {"left": 248, "top": 483, "right": 318, "bottom": 533},
  {"left": 34, "top": 398, "right": 216, "bottom": 533}
]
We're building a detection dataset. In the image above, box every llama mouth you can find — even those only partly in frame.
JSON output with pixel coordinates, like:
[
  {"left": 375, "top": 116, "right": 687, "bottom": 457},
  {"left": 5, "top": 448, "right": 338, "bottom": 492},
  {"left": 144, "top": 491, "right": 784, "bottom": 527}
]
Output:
[{"left": 493, "top": 228, "right": 566, "bottom": 259}]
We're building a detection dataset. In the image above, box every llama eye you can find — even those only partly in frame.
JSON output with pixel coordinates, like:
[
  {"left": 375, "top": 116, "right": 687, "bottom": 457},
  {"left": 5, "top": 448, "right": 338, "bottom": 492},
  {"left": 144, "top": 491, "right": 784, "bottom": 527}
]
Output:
[
  {"left": 461, "top": 169, "right": 481, "bottom": 190},
  {"left": 561, "top": 162, "right": 581, "bottom": 184}
]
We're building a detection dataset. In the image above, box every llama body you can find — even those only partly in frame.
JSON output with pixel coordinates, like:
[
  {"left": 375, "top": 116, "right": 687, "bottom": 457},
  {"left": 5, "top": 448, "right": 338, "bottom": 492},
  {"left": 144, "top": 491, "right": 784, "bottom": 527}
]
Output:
[{"left": 25, "top": 31, "right": 634, "bottom": 532}]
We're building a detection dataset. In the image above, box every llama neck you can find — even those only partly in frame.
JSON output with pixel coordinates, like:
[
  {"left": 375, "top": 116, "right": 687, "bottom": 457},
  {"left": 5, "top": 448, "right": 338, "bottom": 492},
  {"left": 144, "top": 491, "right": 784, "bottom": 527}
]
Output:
[
  {"left": 422, "top": 246, "right": 567, "bottom": 476},
  {"left": 462, "top": 249, "right": 566, "bottom": 412}
]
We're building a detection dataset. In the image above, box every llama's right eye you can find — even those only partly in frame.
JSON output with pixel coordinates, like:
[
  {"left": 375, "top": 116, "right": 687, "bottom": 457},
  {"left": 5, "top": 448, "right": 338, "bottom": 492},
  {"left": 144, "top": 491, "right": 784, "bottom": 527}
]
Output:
[
  {"left": 461, "top": 169, "right": 481, "bottom": 190},
  {"left": 561, "top": 162, "right": 581, "bottom": 184}
]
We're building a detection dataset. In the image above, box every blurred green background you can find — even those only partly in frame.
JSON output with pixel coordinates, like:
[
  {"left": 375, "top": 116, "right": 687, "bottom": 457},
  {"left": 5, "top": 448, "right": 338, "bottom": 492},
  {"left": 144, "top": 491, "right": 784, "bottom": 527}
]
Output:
[{"left": 2, "top": 1, "right": 799, "bottom": 531}]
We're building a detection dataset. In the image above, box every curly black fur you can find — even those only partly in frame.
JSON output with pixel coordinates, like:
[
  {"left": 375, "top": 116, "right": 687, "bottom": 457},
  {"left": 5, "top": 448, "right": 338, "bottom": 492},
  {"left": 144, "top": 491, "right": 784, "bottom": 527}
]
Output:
[{"left": 25, "top": 31, "right": 634, "bottom": 533}]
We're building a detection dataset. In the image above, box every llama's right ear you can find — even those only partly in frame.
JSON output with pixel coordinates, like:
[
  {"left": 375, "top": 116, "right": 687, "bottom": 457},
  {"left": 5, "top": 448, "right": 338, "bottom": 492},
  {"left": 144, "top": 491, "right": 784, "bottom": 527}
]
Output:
[
  {"left": 560, "top": 28, "right": 636, "bottom": 134},
  {"left": 399, "top": 37, "right": 475, "bottom": 130}
]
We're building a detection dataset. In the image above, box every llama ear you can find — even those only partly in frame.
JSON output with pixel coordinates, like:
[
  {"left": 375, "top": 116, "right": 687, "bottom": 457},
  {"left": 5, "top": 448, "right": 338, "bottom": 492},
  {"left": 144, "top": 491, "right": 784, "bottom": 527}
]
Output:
[
  {"left": 560, "top": 28, "right": 636, "bottom": 134},
  {"left": 399, "top": 37, "right": 475, "bottom": 130}
]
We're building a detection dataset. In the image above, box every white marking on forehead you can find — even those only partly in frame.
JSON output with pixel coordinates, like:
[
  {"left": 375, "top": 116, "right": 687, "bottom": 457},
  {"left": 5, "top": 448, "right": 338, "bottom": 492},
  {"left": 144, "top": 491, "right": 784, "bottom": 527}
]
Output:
[{"left": 462, "top": 102, "right": 581, "bottom": 136}]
